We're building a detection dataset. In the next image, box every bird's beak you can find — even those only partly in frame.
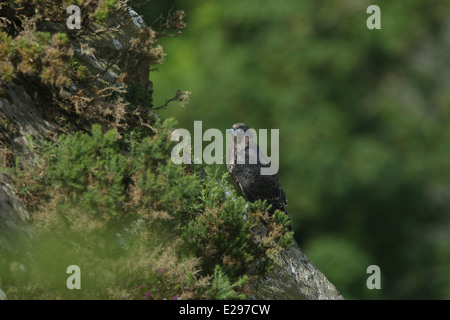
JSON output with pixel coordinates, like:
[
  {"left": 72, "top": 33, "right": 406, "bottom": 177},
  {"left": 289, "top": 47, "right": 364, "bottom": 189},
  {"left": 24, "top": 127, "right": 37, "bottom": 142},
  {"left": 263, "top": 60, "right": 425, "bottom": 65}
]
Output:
[{"left": 229, "top": 127, "right": 235, "bottom": 134}]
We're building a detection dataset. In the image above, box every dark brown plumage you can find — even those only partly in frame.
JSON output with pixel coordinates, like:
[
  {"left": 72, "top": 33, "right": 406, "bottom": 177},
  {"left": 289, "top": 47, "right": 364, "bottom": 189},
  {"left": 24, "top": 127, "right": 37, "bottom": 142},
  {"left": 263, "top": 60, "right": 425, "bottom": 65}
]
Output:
[{"left": 227, "top": 123, "right": 288, "bottom": 216}]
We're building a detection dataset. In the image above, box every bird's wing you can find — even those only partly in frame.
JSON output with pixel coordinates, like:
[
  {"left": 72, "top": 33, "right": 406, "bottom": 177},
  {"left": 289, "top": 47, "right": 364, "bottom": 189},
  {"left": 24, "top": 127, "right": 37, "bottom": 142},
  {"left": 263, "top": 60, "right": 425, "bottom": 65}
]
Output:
[{"left": 234, "top": 164, "right": 287, "bottom": 209}]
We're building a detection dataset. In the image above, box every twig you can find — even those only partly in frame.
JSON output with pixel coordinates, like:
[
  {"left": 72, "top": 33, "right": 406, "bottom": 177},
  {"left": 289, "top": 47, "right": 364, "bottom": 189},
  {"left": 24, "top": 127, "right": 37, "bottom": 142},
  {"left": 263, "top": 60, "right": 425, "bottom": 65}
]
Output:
[{"left": 151, "top": 90, "right": 181, "bottom": 110}]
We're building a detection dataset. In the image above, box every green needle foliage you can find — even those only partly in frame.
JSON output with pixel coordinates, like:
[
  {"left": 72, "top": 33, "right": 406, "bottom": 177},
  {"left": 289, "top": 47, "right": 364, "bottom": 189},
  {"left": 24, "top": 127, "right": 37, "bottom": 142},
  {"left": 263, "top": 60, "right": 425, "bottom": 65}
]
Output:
[{"left": 2, "top": 119, "right": 293, "bottom": 299}]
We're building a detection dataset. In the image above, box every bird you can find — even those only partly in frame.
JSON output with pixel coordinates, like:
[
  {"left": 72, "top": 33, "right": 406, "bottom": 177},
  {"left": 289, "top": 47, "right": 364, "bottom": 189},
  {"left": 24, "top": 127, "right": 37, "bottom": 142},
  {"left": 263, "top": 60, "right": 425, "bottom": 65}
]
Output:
[{"left": 227, "top": 123, "right": 289, "bottom": 218}]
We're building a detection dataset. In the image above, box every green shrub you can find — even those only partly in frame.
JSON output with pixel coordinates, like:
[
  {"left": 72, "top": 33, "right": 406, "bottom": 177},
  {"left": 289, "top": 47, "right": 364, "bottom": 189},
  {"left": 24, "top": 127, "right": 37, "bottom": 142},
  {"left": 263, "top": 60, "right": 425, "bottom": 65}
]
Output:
[
  {"left": 4, "top": 119, "right": 293, "bottom": 299},
  {"left": 39, "top": 124, "right": 128, "bottom": 217},
  {"left": 206, "top": 265, "right": 248, "bottom": 300}
]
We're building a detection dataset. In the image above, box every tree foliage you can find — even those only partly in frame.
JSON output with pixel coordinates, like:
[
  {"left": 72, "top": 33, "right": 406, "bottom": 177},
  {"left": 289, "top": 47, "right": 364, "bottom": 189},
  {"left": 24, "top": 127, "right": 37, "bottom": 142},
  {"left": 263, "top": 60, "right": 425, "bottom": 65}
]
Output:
[{"left": 143, "top": 0, "right": 450, "bottom": 299}]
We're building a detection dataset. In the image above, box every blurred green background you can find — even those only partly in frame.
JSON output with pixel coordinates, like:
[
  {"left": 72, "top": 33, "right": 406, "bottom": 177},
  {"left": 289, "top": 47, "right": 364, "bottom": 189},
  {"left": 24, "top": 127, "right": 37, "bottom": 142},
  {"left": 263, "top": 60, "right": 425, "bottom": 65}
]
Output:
[{"left": 132, "top": 0, "right": 450, "bottom": 299}]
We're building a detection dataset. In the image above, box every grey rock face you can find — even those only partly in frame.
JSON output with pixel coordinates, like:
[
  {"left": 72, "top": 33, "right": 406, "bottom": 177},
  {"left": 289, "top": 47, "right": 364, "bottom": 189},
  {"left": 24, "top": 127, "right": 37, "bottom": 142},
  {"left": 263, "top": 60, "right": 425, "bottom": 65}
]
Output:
[{"left": 256, "top": 241, "right": 343, "bottom": 299}]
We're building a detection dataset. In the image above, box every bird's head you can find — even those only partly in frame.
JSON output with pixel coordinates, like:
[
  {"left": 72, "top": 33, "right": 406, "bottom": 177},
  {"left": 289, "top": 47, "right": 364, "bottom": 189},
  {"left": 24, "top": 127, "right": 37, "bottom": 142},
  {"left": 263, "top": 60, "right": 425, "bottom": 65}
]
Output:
[
  {"left": 229, "top": 123, "right": 254, "bottom": 150},
  {"left": 230, "top": 123, "right": 250, "bottom": 134}
]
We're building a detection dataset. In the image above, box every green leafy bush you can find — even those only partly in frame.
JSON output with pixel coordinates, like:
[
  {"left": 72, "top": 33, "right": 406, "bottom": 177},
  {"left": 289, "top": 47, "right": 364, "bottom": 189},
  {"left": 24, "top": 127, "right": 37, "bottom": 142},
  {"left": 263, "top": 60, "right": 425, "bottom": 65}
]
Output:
[
  {"left": 3, "top": 119, "right": 293, "bottom": 299},
  {"left": 39, "top": 125, "right": 128, "bottom": 217}
]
